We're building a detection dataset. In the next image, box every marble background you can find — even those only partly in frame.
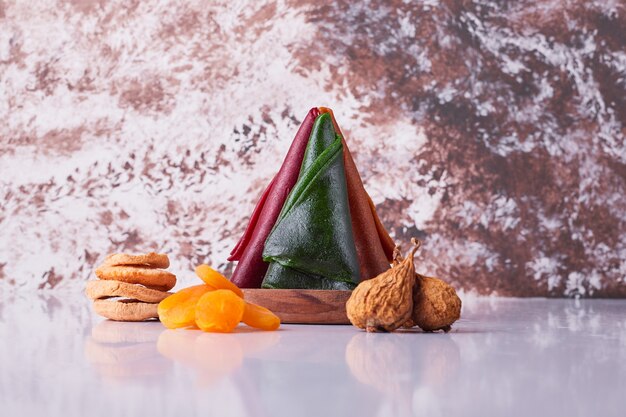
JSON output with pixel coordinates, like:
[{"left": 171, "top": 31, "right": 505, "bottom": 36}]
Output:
[{"left": 0, "top": 0, "right": 624, "bottom": 296}]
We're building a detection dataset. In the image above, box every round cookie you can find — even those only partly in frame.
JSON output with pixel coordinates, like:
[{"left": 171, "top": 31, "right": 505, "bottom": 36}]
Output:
[
  {"left": 104, "top": 252, "right": 170, "bottom": 269},
  {"left": 94, "top": 265, "right": 176, "bottom": 292},
  {"left": 93, "top": 299, "right": 159, "bottom": 322},
  {"left": 86, "top": 280, "right": 172, "bottom": 303}
]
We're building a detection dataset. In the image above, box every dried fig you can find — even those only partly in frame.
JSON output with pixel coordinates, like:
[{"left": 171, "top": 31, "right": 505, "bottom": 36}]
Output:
[
  {"left": 346, "top": 240, "right": 420, "bottom": 332},
  {"left": 404, "top": 274, "right": 461, "bottom": 332}
]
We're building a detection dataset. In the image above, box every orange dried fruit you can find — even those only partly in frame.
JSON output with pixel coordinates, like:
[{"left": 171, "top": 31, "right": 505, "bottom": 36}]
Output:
[
  {"left": 158, "top": 284, "right": 213, "bottom": 329},
  {"left": 195, "top": 264, "right": 244, "bottom": 298},
  {"left": 195, "top": 289, "right": 245, "bottom": 333},
  {"left": 242, "top": 302, "right": 280, "bottom": 331}
]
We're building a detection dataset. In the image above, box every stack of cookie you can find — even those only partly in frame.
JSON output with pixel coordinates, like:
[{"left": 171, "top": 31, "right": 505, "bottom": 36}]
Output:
[{"left": 87, "top": 253, "right": 177, "bottom": 321}]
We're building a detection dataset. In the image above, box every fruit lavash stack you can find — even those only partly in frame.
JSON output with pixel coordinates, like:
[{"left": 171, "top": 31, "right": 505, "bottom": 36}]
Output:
[{"left": 228, "top": 108, "right": 395, "bottom": 289}]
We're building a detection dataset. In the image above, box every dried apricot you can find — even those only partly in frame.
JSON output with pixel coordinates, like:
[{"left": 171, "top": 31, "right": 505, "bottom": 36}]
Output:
[
  {"left": 195, "top": 264, "right": 244, "bottom": 298},
  {"left": 195, "top": 289, "right": 245, "bottom": 333},
  {"left": 158, "top": 285, "right": 213, "bottom": 329},
  {"left": 242, "top": 302, "right": 280, "bottom": 331}
]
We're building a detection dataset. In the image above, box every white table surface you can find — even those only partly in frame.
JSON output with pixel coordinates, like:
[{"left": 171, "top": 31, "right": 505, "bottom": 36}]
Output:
[{"left": 1, "top": 293, "right": 625, "bottom": 417}]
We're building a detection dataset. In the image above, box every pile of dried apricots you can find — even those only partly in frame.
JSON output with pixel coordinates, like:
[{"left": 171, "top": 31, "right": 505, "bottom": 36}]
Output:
[{"left": 158, "top": 264, "right": 280, "bottom": 332}]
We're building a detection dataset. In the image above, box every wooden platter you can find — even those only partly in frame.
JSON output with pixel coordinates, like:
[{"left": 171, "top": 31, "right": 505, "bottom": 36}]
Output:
[{"left": 242, "top": 289, "right": 352, "bottom": 324}]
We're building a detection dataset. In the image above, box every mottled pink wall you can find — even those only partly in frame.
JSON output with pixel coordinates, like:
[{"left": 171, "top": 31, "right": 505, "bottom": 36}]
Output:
[{"left": 1, "top": 1, "right": 624, "bottom": 296}]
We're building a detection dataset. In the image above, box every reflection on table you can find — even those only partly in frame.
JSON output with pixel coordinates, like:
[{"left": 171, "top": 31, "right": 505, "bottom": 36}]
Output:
[{"left": 84, "top": 320, "right": 171, "bottom": 382}]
